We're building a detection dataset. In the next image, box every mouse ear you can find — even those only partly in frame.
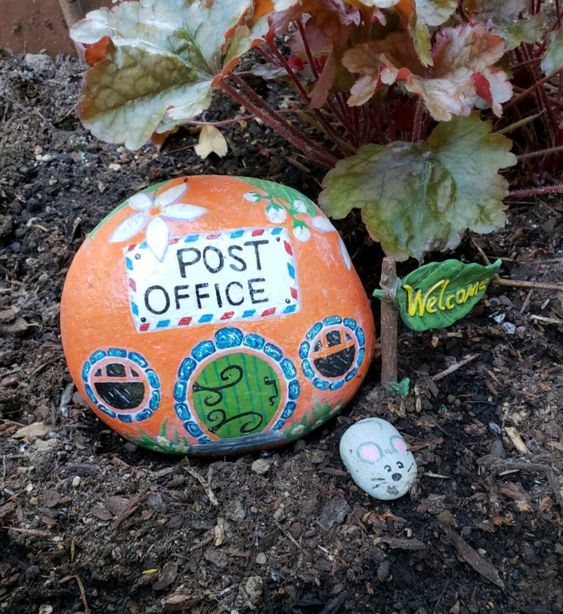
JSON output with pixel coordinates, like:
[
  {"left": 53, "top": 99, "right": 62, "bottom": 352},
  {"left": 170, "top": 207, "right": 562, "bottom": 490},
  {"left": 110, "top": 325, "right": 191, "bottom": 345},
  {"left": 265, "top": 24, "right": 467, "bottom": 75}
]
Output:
[
  {"left": 390, "top": 435, "right": 408, "bottom": 454},
  {"left": 357, "top": 442, "right": 383, "bottom": 464}
]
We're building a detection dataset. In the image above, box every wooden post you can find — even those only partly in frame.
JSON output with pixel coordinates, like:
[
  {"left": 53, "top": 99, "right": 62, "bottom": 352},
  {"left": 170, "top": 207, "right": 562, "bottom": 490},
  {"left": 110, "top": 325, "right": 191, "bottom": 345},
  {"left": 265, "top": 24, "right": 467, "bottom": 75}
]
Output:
[
  {"left": 58, "top": 0, "right": 85, "bottom": 56},
  {"left": 380, "top": 257, "right": 398, "bottom": 386}
]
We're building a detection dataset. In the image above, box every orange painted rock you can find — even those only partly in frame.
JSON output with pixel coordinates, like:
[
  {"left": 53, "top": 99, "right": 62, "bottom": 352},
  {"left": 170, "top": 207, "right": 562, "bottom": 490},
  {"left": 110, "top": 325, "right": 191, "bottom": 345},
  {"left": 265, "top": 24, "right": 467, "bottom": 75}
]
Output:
[{"left": 61, "top": 176, "right": 375, "bottom": 455}]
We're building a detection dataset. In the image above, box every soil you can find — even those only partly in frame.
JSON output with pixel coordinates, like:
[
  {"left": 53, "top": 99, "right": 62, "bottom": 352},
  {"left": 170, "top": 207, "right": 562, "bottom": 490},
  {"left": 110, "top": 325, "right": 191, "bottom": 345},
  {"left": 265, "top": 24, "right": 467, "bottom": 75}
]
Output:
[{"left": 0, "top": 51, "right": 562, "bottom": 614}]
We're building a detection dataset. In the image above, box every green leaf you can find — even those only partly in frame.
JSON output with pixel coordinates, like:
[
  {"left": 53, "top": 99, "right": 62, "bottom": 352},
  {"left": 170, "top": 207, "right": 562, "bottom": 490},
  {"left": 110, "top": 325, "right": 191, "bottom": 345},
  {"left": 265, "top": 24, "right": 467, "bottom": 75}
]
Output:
[
  {"left": 411, "top": 20, "right": 433, "bottom": 67},
  {"left": 396, "top": 259, "right": 501, "bottom": 331},
  {"left": 415, "top": 0, "right": 458, "bottom": 27},
  {"left": 469, "top": 0, "right": 527, "bottom": 22},
  {"left": 428, "top": 113, "right": 517, "bottom": 234},
  {"left": 466, "top": 1, "right": 546, "bottom": 50},
  {"left": 387, "top": 377, "right": 411, "bottom": 397},
  {"left": 71, "top": 0, "right": 253, "bottom": 149},
  {"left": 410, "top": 0, "right": 458, "bottom": 66},
  {"left": 494, "top": 13, "right": 546, "bottom": 50},
  {"left": 79, "top": 45, "right": 213, "bottom": 149},
  {"left": 240, "top": 177, "right": 318, "bottom": 215},
  {"left": 542, "top": 29, "right": 563, "bottom": 76},
  {"left": 320, "top": 142, "right": 455, "bottom": 261},
  {"left": 320, "top": 114, "right": 516, "bottom": 261}
]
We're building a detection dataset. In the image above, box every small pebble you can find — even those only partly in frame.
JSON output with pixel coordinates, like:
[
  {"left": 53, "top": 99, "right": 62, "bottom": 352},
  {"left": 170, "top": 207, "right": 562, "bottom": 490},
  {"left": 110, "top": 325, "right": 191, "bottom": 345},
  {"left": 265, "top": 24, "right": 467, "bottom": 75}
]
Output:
[
  {"left": 490, "top": 439, "right": 505, "bottom": 458},
  {"left": 501, "top": 322, "right": 516, "bottom": 335},
  {"left": 255, "top": 552, "right": 267, "bottom": 565},
  {"left": 251, "top": 459, "right": 271, "bottom": 475},
  {"left": 72, "top": 476, "right": 81, "bottom": 488},
  {"left": 377, "top": 560, "right": 390, "bottom": 582},
  {"left": 244, "top": 576, "right": 264, "bottom": 605}
]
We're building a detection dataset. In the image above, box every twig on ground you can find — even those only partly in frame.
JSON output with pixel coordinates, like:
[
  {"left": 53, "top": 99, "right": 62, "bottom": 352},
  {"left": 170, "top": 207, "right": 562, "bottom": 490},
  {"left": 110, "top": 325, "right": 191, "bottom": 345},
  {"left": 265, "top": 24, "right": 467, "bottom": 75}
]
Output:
[
  {"left": 320, "top": 591, "right": 349, "bottom": 614},
  {"left": 113, "top": 489, "right": 149, "bottom": 530},
  {"left": 186, "top": 467, "right": 219, "bottom": 506},
  {"left": 60, "top": 575, "right": 91, "bottom": 614},
  {"left": 373, "top": 536, "right": 426, "bottom": 551},
  {"left": 439, "top": 523, "right": 505, "bottom": 589},
  {"left": 482, "top": 459, "right": 563, "bottom": 515},
  {"left": 432, "top": 354, "right": 479, "bottom": 381},
  {"left": 530, "top": 314, "right": 563, "bottom": 325},
  {"left": 273, "top": 519, "right": 304, "bottom": 551},
  {"left": 74, "top": 575, "right": 91, "bottom": 614},
  {"left": 59, "top": 383, "right": 74, "bottom": 418},
  {"left": 495, "top": 278, "right": 563, "bottom": 292}
]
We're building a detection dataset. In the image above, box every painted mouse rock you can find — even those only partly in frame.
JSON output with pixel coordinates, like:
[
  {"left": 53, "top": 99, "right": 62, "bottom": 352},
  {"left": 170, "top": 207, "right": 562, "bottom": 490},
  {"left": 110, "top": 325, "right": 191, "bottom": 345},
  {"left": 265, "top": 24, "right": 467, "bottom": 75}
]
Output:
[
  {"left": 61, "top": 176, "right": 375, "bottom": 455},
  {"left": 340, "top": 418, "right": 417, "bottom": 500}
]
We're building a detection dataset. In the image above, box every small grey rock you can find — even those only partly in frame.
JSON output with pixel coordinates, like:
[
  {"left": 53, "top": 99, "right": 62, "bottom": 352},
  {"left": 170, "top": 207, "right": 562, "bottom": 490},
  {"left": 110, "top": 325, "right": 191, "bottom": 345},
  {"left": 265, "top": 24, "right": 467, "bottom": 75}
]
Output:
[
  {"left": 377, "top": 560, "right": 391, "bottom": 582},
  {"left": 24, "top": 53, "right": 54, "bottom": 73},
  {"left": 251, "top": 458, "right": 271, "bottom": 475},
  {"left": 319, "top": 496, "right": 350, "bottom": 530}
]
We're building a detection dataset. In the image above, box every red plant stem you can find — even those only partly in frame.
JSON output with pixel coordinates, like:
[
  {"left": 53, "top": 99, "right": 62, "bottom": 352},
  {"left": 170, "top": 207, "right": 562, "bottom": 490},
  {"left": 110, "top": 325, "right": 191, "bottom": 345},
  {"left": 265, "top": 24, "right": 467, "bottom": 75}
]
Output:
[
  {"left": 360, "top": 104, "right": 371, "bottom": 144},
  {"left": 511, "top": 56, "right": 542, "bottom": 71},
  {"left": 259, "top": 41, "right": 353, "bottom": 154},
  {"left": 181, "top": 108, "right": 314, "bottom": 127},
  {"left": 532, "top": 48, "right": 560, "bottom": 144},
  {"left": 327, "top": 94, "right": 361, "bottom": 147},
  {"left": 411, "top": 98, "right": 425, "bottom": 142},
  {"left": 364, "top": 7, "right": 375, "bottom": 39},
  {"left": 220, "top": 76, "right": 337, "bottom": 168},
  {"left": 336, "top": 93, "right": 362, "bottom": 146},
  {"left": 294, "top": 18, "right": 361, "bottom": 147},
  {"left": 517, "top": 145, "right": 563, "bottom": 160},
  {"left": 297, "top": 20, "right": 320, "bottom": 80},
  {"left": 366, "top": 105, "right": 384, "bottom": 143},
  {"left": 508, "top": 184, "right": 563, "bottom": 198},
  {"left": 504, "top": 69, "right": 563, "bottom": 110},
  {"left": 257, "top": 44, "right": 309, "bottom": 102}
]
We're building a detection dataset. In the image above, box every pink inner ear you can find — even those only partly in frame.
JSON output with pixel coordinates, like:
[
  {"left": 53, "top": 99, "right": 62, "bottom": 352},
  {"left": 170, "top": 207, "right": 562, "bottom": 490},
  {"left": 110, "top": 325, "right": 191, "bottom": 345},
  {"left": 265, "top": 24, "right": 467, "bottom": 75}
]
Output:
[
  {"left": 390, "top": 436, "right": 408, "bottom": 454},
  {"left": 357, "top": 442, "right": 382, "bottom": 464}
]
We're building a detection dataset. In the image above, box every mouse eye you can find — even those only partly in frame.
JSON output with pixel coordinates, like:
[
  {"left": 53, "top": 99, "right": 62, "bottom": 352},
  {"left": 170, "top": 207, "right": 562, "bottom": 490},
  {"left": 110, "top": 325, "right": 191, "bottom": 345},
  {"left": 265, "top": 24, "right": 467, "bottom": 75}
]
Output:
[
  {"left": 384, "top": 465, "right": 391, "bottom": 472},
  {"left": 397, "top": 461, "right": 404, "bottom": 469}
]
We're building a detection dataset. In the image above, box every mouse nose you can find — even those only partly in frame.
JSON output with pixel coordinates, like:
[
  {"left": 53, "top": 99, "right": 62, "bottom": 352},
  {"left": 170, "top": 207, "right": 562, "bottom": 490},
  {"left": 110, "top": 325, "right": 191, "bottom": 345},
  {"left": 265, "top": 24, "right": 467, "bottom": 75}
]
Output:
[{"left": 392, "top": 473, "right": 402, "bottom": 482}]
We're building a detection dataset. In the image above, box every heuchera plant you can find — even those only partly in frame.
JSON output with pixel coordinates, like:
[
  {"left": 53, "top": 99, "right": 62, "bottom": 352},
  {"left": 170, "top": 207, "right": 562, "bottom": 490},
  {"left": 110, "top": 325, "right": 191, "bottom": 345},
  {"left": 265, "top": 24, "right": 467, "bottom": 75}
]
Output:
[{"left": 71, "top": 0, "right": 562, "bottom": 262}]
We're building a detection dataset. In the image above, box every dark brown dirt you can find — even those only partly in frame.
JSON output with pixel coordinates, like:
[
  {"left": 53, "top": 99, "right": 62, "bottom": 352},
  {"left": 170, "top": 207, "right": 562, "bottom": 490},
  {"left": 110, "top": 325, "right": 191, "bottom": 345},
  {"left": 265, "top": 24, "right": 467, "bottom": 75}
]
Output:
[{"left": 0, "top": 51, "right": 562, "bottom": 614}]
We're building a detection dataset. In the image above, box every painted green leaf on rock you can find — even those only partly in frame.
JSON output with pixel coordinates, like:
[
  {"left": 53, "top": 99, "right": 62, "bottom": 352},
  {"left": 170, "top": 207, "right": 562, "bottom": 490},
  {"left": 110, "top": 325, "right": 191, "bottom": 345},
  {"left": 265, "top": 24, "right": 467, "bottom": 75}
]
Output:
[
  {"left": 240, "top": 177, "right": 318, "bottom": 215},
  {"left": 396, "top": 258, "right": 502, "bottom": 331},
  {"left": 319, "top": 114, "right": 516, "bottom": 262},
  {"left": 71, "top": 0, "right": 255, "bottom": 149},
  {"left": 542, "top": 29, "right": 563, "bottom": 76}
]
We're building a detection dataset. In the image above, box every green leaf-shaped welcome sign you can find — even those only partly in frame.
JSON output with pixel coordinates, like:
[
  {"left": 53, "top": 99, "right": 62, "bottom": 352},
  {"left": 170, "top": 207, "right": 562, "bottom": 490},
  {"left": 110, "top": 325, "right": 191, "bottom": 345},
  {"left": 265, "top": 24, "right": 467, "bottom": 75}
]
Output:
[{"left": 394, "top": 259, "right": 501, "bottom": 331}]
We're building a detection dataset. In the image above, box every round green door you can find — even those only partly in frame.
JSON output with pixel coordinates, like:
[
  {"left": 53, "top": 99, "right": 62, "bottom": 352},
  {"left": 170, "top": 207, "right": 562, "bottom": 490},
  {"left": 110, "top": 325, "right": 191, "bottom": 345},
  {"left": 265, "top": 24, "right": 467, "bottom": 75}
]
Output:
[{"left": 191, "top": 352, "right": 282, "bottom": 439}]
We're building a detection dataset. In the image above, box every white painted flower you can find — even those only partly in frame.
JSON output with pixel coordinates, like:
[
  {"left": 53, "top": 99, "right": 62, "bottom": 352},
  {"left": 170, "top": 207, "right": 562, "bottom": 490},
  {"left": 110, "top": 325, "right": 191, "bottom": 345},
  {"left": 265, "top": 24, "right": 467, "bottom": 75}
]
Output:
[
  {"left": 293, "top": 199, "right": 309, "bottom": 214},
  {"left": 290, "top": 424, "right": 306, "bottom": 436},
  {"left": 110, "top": 181, "right": 207, "bottom": 261},
  {"left": 157, "top": 435, "right": 170, "bottom": 448},
  {"left": 311, "top": 215, "right": 335, "bottom": 232},
  {"left": 338, "top": 236, "right": 353, "bottom": 270},
  {"left": 266, "top": 205, "right": 288, "bottom": 224},
  {"left": 293, "top": 224, "right": 311, "bottom": 242},
  {"left": 243, "top": 191, "right": 262, "bottom": 203}
]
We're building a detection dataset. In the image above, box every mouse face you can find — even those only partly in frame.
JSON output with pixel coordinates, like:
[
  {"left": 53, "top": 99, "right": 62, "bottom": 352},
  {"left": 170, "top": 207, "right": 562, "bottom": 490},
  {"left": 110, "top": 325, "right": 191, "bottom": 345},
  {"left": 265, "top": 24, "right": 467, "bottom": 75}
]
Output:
[{"left": 340, "top": 418, "right": 417, "bottom": 500}]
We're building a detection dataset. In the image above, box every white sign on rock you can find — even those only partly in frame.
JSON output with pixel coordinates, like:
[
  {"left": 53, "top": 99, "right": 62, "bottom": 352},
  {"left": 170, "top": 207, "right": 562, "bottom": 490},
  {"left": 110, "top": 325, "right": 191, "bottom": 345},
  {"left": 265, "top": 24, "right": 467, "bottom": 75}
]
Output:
[{"left": 125, "top": 227, "right": 300, "bottom": 333}]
